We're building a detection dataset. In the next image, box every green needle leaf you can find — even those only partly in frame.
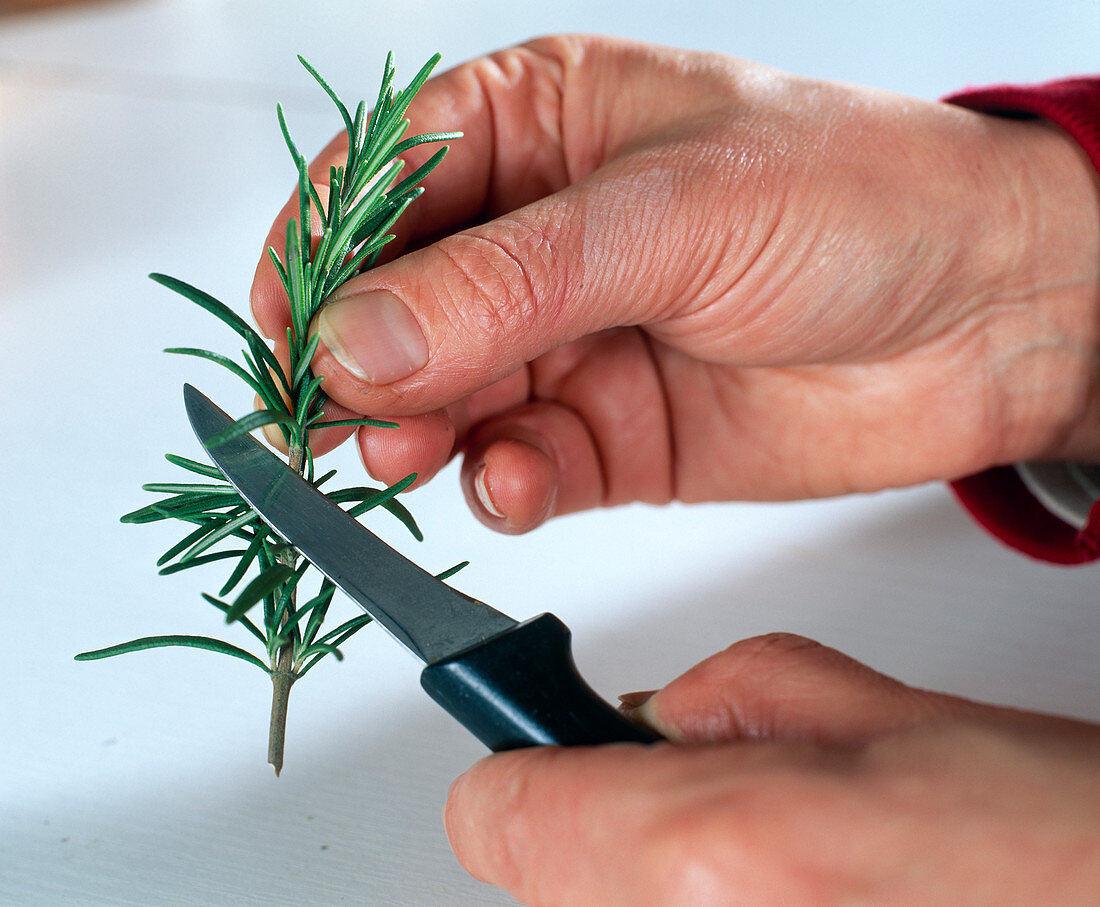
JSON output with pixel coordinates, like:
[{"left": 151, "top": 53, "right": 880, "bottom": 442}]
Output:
[
  {"left": 276, "top": 103, "right": 304, "bottom": 166},
  {"left": 388, "top": 130, "right": 463, "bottom": 162},
  {"left": 296, "top": 375, "right": 325, "bottom": 424},
  {"left": 201, "top": 594, "right": 268, "bottom": 645},
  {"left": 350, "top": 121, "right": 408, "bottom": 197},
  {"left": 224, "top": 564, "right": 297, "bottom": 624},
  {"left": 149, "top": 492, "right": 247, "bottom": 520},
  {"left": 312, "top": 416, "right": 399, "bottom": 430},
  {"left": 326, "top": 234, "right": 395, "bottom": 291},
  {"left": 142, "top": 482, "right": 234, "bottom": 495},
  {"left": 75, "top": 636, "right": 270, "bottom": 673},
  {"left": 267, "top": 246, "right": 290, "bottom": 294},
  {"left": 291, "top": 332, "right": 321, "bottom": 390},
  {"left": 300, "top": 642, "right": 344, "bottom": 662},
  {"left": 392, "top": 53, "right": 442, "bottom": 118},
  {"left": 298, "top": 55, "right": 353, "bottom": 137},
  {"left": 158, "top": 549, "right": 245, "bottom": 575},
  {"left": 151, "top": 275, "right": 262, "bottom": 354},
  {"left": 156, "top": 522, "right": 220, "bottom": 565},
  {"left": 387, "top": 146, "right": 449, "bottom": 201},
  {"left": 242, "top": 347, "right": 290, "bottom": 413},
  {"left": 204, "top": 409, "right": 298, "bottom": 450},
  {"left": 379, "top": 496, "right": 423, "bottom": 540},
  {"left": 312, "top": 469, "right": 338, "bottom": 488},
  {"left": 165, "top": 454, "right": 224, "bottom": 479},
  {"left": 219, "top": 531, "right": 267, "bottom": 597},
  {"left": 180, "top": 509, "right": 258, "bottom": 562},
  {"left": 295, "top": 580, "right": 336, "bottom": 648},
  {"left": 341, "top": 472, "right": 417, "bottom": 517},
  {"left": 368, "top": 52, "right": 397, "bottom": 144},
  {"left": 268, "top": 560, "right": 310, "bottom": 633},
  {"left": 435, "top": 561, "right": 470, "bottom": 582},
  {"left": 165, "top": 347, "right": 268, "bottom": 399},
  {"left": 299, "top": 614, "right": 373, "bottom": 675}
]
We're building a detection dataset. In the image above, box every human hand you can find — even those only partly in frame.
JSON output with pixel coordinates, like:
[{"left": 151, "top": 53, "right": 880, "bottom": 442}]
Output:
[
  {"left": 444, "top": 633, "right": 1100, "bottom": 904},
  {"left": 251, "top": 35, "right": 1100, "bottom": 532}
]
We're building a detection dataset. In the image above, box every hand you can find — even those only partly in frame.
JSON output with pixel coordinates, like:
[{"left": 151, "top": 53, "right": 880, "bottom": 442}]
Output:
[
  {"left": 251, "top": 35, "right": 1100, "bottom": 532},
  {"left": 443, "top": 633, "right": 1100, "bottom": 905}
]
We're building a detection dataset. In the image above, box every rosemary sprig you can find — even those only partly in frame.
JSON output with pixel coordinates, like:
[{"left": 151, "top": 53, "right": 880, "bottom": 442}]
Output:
[{"left": 77, "top": 54, "right": 462, "bottom": 775}]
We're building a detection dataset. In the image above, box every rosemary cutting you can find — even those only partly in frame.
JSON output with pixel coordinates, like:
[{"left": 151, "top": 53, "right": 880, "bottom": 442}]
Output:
[{"left": 77, "top": 54, "right": 461, "bottom": 775}]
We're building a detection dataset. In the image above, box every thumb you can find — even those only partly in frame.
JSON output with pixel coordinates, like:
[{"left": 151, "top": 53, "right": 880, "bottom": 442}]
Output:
[
  {"left": 624, "top": 633, "right": 998, "bottom": 747},
  {"left": 307, "top": 167, "right": 697, "bottom": 417}
]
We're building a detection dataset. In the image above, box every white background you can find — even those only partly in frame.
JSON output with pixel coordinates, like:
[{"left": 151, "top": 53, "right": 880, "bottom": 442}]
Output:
[{"left": 2, "top": 1, "right": 1097, "bottom": 904}]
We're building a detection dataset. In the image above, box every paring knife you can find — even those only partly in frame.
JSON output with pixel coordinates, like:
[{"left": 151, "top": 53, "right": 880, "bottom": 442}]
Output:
[{"left": 184, "top": 384, "right": 661, "bottom": 751}]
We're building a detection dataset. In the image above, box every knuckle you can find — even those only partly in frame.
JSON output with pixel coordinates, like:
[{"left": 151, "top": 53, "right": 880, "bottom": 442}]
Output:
[
  {"left": 521, "top": 33, "right": 585, "bottom": 66},
  {"left": 458, "top": 42, "right": 567, "bottom": 134},
  {"left": 710, "top": 632, "right": 826, "bottom": 677},
  {"left": 714, "top": 633, "right": 886, "bottom": 702},
  {"left": 472, "top": 37, "right": 571, "bottom": 93},
  {"left": 433, "top": 223, "right": 558, "bottom": 345},
  {"left": 730, "top": 631, "right": 825, "bottom": 661}
]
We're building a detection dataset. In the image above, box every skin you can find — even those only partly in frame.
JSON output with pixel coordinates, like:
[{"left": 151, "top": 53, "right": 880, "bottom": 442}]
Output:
[
  {"left": 447, "top": 635, "right": 1100, "bottom": 905},
  {"left": 250, "top": 36, "right": 1100, "bottom": 904}
]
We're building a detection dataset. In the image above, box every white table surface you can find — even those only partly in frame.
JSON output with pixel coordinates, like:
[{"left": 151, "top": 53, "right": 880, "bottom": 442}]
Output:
[{"left": 2, "top": 1, "right": 1097, "bottom": 904}]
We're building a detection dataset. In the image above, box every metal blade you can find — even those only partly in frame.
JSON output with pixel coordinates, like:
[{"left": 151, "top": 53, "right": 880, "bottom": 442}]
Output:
[{"left": 183, "top": 385, "right": 517, "bottom": 664}]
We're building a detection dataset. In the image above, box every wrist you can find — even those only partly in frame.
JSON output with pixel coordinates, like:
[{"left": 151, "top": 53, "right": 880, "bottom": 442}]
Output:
[{"left": 972, "top": 115, "right": 1100, "bottom": 465}]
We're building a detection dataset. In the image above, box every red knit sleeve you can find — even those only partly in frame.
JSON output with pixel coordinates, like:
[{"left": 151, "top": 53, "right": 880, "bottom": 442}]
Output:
[{"left": 946, "top": 78, "right": 1100, "bottom": 565}]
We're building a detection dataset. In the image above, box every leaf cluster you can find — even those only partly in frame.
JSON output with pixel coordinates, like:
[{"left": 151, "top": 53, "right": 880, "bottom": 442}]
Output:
[
  {"left": 77, "top": 55, "right": 462, "bottom": 684},
  {"left": 76, "top": 458, "right": 421, "bottom": 675},
  {"left": 168, "top": 52, "right": 460, "bottom": 461}
]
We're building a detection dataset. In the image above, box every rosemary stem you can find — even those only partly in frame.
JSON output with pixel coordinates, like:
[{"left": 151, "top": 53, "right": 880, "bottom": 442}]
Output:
[
  {"left": 103, "top": 55, "right": 453, "bottom": 777},
  {"left": 268, "top": 658, "right": 295, "bottom": 776},
  {"left": 267, "top": 438, "right": 306, "bottom": 775},
  {"left": 288, "top": 439, "right": 305, "bottom": 475}
]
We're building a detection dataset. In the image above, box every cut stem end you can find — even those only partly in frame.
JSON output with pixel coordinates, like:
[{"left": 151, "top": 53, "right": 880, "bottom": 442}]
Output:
[{"left": 268, "top": 668, "right": 297, "bottom": 776}]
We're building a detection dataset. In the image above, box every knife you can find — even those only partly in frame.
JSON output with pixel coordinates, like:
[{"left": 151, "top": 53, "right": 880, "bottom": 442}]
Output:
[{"left": 184, "top": 384, "right": 661, "bottom": 751}]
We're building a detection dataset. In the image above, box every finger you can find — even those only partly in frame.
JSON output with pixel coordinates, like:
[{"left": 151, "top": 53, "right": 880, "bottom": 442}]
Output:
[
  {"left": 445, "top": 741, "right": 840, "bottom": 905},
  {"left": 355, "top": 409, "right": 457, "bottom": 490},
  {"left": 353, "top": 368, "right": 533, "bottom": 487},
  {"left": 460, "top": 423, "right": 561, "bottom": 534},
  {"left": 625, "top": 633, "right": 985, "bottom": 746},
  {"left": 459, "top": 398, "right": 624, "bottom": 533},
  {"left": 452, "top": 328, "right": 673, "bottom": 531},
  {"left": 444, "top": 745, "right": 682, "bottom": 905}
]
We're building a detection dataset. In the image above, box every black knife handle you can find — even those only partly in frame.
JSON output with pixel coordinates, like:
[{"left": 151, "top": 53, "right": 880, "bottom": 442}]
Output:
[{"left": 419, "top": 613, "right": 662, "bottom": 751}]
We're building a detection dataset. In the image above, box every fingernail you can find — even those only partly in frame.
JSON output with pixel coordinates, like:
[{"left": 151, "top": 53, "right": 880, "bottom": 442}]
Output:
[
  {"left": 629, "top": 696, "right": 684, "bottom": 742},
  {"left": 315, "top": 290, "right": 427, "bottom": 385},
  {"left": 619, "top": 690, "right": 682, "bottom": 741},
  {"left": 617, "top": 690, "right": 657, "bottom": 710},
  {"left": 474, "top": 464, "right": 505, "bottom": 518}
]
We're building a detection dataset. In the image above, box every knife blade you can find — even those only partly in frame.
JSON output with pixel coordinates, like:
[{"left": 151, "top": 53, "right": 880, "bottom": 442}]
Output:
[
  {"left": 183, "top": 384, "right": 516, "bottom": 664},
  {"left": 184, "top": 384, "right": 660, "bottom": 750}
]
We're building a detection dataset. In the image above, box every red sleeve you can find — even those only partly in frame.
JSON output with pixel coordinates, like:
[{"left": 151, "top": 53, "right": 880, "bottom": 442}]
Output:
[{"left": 945, "top": 78, "right": 1100, "bottom": 565}]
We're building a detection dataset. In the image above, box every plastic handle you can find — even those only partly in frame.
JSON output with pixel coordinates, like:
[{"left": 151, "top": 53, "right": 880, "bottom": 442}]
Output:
[{"left": 419, "top": 613, "right": 662, "bottom": 751}]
